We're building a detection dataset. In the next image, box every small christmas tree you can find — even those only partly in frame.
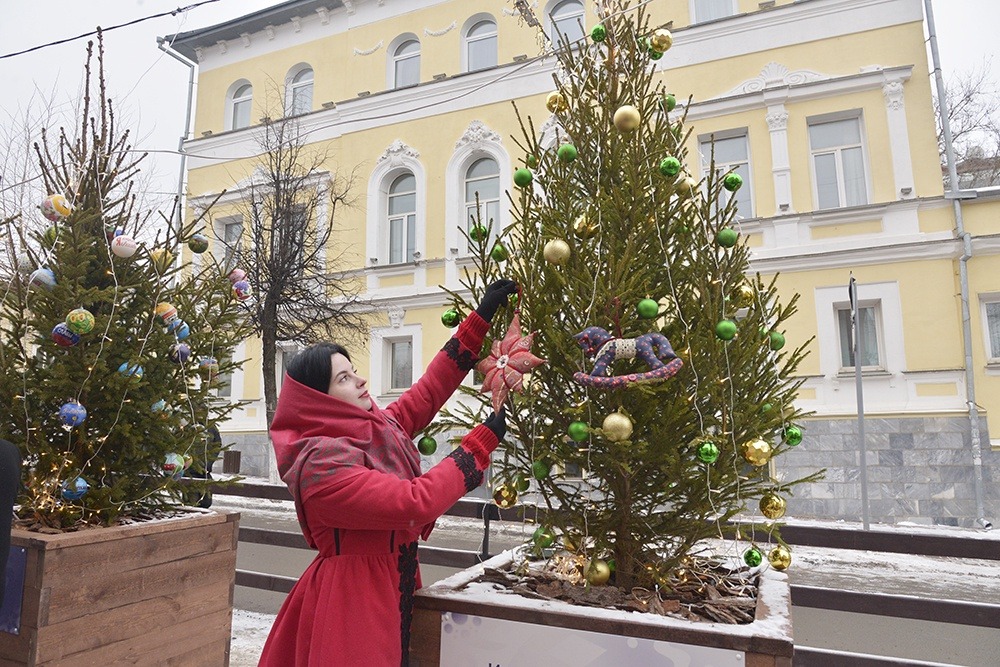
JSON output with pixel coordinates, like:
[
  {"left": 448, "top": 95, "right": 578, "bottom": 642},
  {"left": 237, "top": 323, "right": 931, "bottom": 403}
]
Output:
[
  {"left": 437, "top": 2, "right": 821, "bottom": 591},
  {"left": 0, "top": 36, "right": 251, "bottom": 530}
]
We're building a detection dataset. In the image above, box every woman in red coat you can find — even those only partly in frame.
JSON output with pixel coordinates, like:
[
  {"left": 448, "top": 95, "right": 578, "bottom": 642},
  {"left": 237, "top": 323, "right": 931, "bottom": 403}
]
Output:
[{"left": 258, "top": 280, "right": 517, "bottom": 667}]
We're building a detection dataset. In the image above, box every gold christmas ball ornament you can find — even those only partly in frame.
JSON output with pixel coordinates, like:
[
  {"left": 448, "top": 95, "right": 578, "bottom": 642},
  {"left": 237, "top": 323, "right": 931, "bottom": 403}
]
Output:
[
  {"left": 734, "top": 283, "right": 756, "bottom": 309},
  {"left": 573, "top": 213, "right": 599, "bottom": 240},
  {"left": 675, "top": 176, "right": 698, "bottom": 196},
  {"left": 543, "top": 239, "right": 572, "bottom": 265},
  {"left": 546, "top": 91, "right": 569, "bottom": 113},
  {"left": 586, "top": 559, "right": 612, "bottom": 586},
  {"left": 150, "top": 248, "right": 174, "bottom": 273},
  {"left": 492, "top": 483, "right": 518, "bottom": 509},
  {"left": 613, "top": 105, "right": 642, "bottom": 132},
  {"left": 741, "top": 437, "right": 772, "bottom": 467},
  {"left": 650, "top": 28, "right": 673, "bottom": 52},
  {"left": 759, "top": 492, "right": 787, "bottom": 520},
  {"left": 602, "top": 412, "right": 633, "bottom": 442},
  {"left": 768, "top": 545, "right": 792, "bottom": 571}
]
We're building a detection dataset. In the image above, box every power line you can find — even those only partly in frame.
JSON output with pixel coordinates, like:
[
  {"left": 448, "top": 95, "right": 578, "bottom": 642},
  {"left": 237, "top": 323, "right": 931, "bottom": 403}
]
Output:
[{"left": 0, "top": 0, "right": 223, "bottom": 61}]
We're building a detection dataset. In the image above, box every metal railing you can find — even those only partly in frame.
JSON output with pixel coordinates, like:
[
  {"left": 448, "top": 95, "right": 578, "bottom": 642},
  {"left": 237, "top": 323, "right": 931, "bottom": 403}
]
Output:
[{"left": 213, "top": 482, "right": 1000, "bottom": 666}]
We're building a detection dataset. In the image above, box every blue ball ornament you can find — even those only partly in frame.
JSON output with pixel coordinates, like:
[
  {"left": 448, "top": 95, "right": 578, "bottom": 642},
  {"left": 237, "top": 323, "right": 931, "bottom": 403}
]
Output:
[
  {"left": 168, "top": 319, "right": 191, "bottom": 340},
  {"left": 29, "top": 268, "right": 57, "bottom": 290},
  {"left": 118, "top": 362, "right": 144, "bottom": 379},
  {"left": 52, "top": 322, "right": 80, "bottom": 347},
  {"left": 164, "top": 453, "right": 186, "bottom": 480},
  {"left": 59, "top": 401, "right": 87, "bottom": 427},
  {"left": 61, "top": 476, "right": 89, "bottom": 500},
  {"left": 169, "top": 343, "right": 191, "bottom": 364}
]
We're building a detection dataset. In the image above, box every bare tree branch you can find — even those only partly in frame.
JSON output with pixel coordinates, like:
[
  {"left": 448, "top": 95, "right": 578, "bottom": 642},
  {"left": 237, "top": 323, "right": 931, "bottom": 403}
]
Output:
[{"left": 935, "top": 61, "right": 1000, "bottom": 188}]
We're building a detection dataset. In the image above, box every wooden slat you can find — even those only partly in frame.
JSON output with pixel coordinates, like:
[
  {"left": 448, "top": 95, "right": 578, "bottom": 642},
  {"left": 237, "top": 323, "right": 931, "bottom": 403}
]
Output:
[
  {"left": 790, "top": 585, "right": 1000, "bottom": 629},
  {"left": 237, "top": 526, "right": 310, "bottom": 549},
  {"left": 34, "top": 577, "right": 233, "bottom": 664},
  {"left": 236, "top": 569, "right": 298, "bottom": 595},
  {"left": 778, "top": 524, "right": 999, "bottom": 561}
]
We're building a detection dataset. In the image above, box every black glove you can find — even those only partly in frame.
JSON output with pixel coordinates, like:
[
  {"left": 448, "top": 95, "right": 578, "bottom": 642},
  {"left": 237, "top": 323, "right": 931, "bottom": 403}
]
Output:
[
  {"left": 475, "top": 279, "right": 518, "bottom": 323},
  {"left": 483, "top": 408, "right": 507, "bottom": 441}
]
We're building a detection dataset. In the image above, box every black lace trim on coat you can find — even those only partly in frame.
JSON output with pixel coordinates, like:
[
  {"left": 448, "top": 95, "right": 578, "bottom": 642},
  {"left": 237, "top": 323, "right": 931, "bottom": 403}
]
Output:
[
  {"left": 397, "top": 540, "right": 419, "bottom": 667},
  {"left": 442, "top": 337, "right": 478, "bottom": 372},
  {"left": 447, "top": 447, "right": 483, "bottom": 492}
]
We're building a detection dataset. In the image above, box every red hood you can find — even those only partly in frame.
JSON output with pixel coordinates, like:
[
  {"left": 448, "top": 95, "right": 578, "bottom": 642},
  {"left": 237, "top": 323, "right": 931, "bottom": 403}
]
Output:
[{"left": 270, "top": 374, "right": 384, "bottom": 479}]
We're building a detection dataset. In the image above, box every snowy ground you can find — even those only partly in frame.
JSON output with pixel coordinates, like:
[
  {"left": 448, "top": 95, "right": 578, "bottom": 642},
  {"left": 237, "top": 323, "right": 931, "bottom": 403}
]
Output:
[{"left": 219, "top": 485, "right": 1000, "bottom": 666}]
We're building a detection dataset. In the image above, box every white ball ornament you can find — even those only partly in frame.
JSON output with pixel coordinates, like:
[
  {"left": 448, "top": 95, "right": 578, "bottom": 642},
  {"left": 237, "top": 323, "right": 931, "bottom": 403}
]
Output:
[
  {"left": 41, "top": 194, "right": 72, "bottom": 222},
  {"left": 111, "top": 235, "right": 138, "bottom": 258}
]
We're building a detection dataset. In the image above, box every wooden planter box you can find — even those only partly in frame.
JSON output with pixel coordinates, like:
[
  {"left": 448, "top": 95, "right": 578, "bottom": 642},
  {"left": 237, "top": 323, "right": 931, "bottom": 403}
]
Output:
[
  {"left": 411, "top": 550, "right": 793, "bottom": 667},
  {"left": 0, "top": 509, "right": 239, "bottom": 666}
]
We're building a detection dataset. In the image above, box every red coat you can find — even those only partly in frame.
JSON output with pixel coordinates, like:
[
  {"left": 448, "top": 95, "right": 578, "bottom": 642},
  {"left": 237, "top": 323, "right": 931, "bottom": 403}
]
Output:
[{"left": 258, "top": 314, "right": 495, "bottom": 667}]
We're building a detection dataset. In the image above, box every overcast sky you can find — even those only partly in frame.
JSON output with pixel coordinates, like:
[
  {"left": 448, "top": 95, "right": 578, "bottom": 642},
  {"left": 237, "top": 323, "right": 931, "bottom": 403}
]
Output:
[{"left": 0, "top": 0, "right": 994, "bottom": 210}]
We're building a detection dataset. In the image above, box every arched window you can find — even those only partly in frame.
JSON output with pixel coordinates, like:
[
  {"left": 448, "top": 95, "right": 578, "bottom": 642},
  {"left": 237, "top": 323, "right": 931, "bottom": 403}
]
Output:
[
  {"left": 465, "top": 19, "right": 497, "bottom": 72},
  {"left": 549, "top": 0, "right": 585, "bottom": 47},
  {"left": 231, "top": 83, "right": 253, "bottom": 130},
  {"left": 387, "top": 173, "right": 416, "bottom": 263},
  {"left": 287, "top": 67, "right": 313, "bottom": 116},
  {"left": 464, "top": 157, "right": 500, "bottom": 251},
  {"left": 392, "top": 39, "right": 421, "bottom": 89}
]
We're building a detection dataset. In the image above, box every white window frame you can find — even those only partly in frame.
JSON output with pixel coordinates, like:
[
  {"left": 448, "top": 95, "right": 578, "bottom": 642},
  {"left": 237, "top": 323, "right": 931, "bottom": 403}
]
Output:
[
  {"left": 808, "top": 112, "right": 871, "bottom": 211},
  {"left": 387, "top": 173, "right": 417, "bottom": 264},
  {"left": 285, "top": 64, "right": 314, "bottom": 117},
  {"left": 690, "top": 0, "right": 738, "bottom": 23},
  {"left": 834, "top": 301, "right": 884, "bottom": 373},
  {"left": 366, "top": 147, "right": 426, "bottom": 270},
  {"left": 370, "top": 324, "right": 422, "bottom": 401},
  {"left": 979, "top": 294, "right": 1000, "bottom": 366},
  {"left": 276, "top": 342, "right": 303, "bottom": 393},
  {"left": 463, "top": 157, "right": 501, "bottom": 254},
  {"left": 226, "top": 80, "right": 253, "bottom": 131},
  {"left": 546, "top": 0, "right": 585, "bottom": 48},
  {"left": 814, "top": 282, "right": 903, "bottom": 378},
  {"left": 698, "top": 129, "right": 754, "bottom": 219},
  {"left": 212, "top": 341, "right": 245, "bottom": 402},
  {"left": 463, "top": 15, "right": 498, "bottom": 73},
  {"left": 388, "top": 35, "right": 421, "bottom": 89},
  {"left": 214, "top": 215, "right": 243, "bottom": 270}
]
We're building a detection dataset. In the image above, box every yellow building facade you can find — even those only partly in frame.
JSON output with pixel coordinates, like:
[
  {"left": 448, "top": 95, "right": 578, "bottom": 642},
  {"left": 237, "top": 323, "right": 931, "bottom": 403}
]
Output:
[{"left": 168, "top": 0, "right": 999, "bottom": 526}]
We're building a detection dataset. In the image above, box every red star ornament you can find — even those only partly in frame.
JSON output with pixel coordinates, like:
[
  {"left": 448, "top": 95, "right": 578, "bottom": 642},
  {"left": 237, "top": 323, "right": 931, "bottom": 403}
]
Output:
[{"left": 476, "top": 313, "right": 546, "bottom": 413}]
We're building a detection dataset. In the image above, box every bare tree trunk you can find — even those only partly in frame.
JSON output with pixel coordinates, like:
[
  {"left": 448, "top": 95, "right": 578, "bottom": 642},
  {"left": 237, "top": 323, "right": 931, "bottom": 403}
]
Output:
[{"left": 262, "top": 299, "right": 279, "bottom": 428}]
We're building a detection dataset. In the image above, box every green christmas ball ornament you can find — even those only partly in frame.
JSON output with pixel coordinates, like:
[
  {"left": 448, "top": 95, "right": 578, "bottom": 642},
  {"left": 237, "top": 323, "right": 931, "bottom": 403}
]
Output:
[
  {"left": 590, "top": 24, "right": 607, "bottom": 42},
  {"left": 441, "top": 308, "right": 461, "bottom": 328},
  {"left": 531, "top": 459, "right": 551, "bottom": 480},
  {"left": 715, "top": 319, "right": 738, "bottom": 341},
  {"left": 526, "top": 154, "right": 538, "bottom": 168},
  {"left": 514, "top": 474, "right": 530, "bottom": 493},
  {"left": 636, "top": 298, "right": 660, "bottom": 319},
  {"left": 659, "top": 157, "right": 681, "bottom": 178},
  {"left": 716, "top": 227, "right": 739, "bottom": 248},
  {"left": 532, "top": 525, "right": 555, "bottom": 549},
  {"left": 648, "top": 48, "right": 664, "bottom": 61},
  {"left": 660, "top": 93, "right": 677, "bottom": 113},
  {"left": 724, "top": 172, "right": 744, "bottom": 192},
  {"left": 768, "top": 331, "right": 786, "bottom": 351},
  {"left": 696, "top": 439, "right": 720, "bottom": 464},
  {"left": 783, "top": 425, "right": 803, "bottom": 446},
  {"left": 761, "top": 402, "right": 774, "bottom": 414},
  {"left": 513, "top": 168, "right": 534, "bottom": 188},
  {"left": 417, "top": 435, "right": 437, "bottom": 455},
  {"left": 568, "top": 421, "right": 590, "bottom": 442},
  {"left": 490, "top": 242, "right": 509, "bottom": 262},
  {"left": 557, "top": 143, "right": 578, "bottom": 163},
  {"left": 469, "top": 224, "right": 488, "bottom": 243},
  {"left": 66, "top": 308, "right": 96, "bottom": 335},
  {"left": 744, "top": 547, "right": 764, "bottom": 568}
]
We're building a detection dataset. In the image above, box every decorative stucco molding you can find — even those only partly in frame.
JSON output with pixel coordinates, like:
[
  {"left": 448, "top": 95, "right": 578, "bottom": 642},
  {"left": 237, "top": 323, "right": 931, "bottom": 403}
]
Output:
[
  {"left": 883, "top": 80, "right": 905, "bottom": 111},
  {"left": 388, "top": 306, "right": 405, "bottom": 328},
  {"left": 377, "top": 140, "right": 420, "bottom": 168},
  {"left": 766, "top": 110, "right": 789, "bottom": 131},
  {"left": 724, "top": 62, "right": 827, "bottom": 97},
  {"left": 354, "top": 40, "right": 384, "bottom": 56},
  {"left": 455, "top": 120, "right": 502, "bottom": 150},
  {"left": 425, "top": 21, "right": 457, "bottom": 37}
]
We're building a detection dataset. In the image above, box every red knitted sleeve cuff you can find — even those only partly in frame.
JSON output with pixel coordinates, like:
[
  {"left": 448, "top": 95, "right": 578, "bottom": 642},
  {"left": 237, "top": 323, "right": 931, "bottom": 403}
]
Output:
[{"left": 460, "top": 424, "right": 499, "bottom": 471}]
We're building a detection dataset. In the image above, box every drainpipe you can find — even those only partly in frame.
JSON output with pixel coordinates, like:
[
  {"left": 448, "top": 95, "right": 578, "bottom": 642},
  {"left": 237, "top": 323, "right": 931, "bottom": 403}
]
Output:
[
  {"left": 156, "top": 37, "right": 197, "bottom": 237},
  {"left": 924, "top": 0, "right": 991, "bottom": 530}
]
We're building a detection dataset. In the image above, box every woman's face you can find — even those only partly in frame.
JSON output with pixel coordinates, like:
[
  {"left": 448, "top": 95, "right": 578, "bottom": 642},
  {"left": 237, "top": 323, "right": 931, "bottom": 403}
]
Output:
[{"left": 327, "top": 353, "right": 372, "bottom": 410}]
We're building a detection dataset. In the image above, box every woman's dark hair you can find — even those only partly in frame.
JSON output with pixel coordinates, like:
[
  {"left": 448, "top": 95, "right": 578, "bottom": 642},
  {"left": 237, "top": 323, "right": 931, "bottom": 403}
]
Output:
[{"left": 285, "top": 342, "right": 351, "bottom": 394}]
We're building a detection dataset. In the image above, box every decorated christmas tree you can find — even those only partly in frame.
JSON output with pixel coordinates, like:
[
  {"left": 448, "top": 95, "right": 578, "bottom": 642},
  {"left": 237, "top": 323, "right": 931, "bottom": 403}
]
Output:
[
  {"left": 436, "top": 2, "right": 821, "bottom": 592},
  {"left": 0, "top": 37, "right": 251, "bottom": 530}
]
